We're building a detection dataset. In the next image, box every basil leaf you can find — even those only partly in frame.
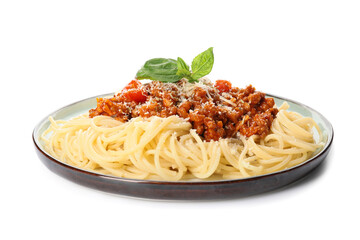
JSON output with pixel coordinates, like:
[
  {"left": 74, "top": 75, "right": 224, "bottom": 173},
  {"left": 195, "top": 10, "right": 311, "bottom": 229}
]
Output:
[
  {"left": 191, "top": 47, "right": 214, "bottom": 80},
  {"left": 136, "top": 58, "right": 181, "bottom": 82},
  {"left": 176, "top": 68, "right": 191, "bottom": 77},
  {"left": 176, "top": 57, "right": 192, "bottom": 80},
  {"left": 135, "top": 47, "right": 215, "bottom": 83},
  {"left": 150, "top": 73, "right": 182, "bottom": 82},
  {"left": 136, "top": 68, "right": 156, "bottom": 80},
  {"left": 177, "top": 57, "right": 190, "bottom": 73}
]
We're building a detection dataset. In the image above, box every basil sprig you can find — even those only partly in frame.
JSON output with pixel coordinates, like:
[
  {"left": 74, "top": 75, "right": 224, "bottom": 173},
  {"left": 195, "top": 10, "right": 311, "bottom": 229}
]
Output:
[{"left": 135, "top": 47, "right": 214, "bottom": 83}]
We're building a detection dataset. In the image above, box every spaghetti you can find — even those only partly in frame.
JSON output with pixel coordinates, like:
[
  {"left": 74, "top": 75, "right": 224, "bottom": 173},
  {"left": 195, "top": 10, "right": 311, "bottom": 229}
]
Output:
[{"left": 41, "top": 102, "right": 324, "bottom": 181}]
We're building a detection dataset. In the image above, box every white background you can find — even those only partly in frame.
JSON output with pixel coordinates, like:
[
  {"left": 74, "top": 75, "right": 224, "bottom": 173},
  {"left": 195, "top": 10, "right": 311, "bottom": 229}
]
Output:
[{"left": 1, "top": 0, "right": 359, "bottom": 239}]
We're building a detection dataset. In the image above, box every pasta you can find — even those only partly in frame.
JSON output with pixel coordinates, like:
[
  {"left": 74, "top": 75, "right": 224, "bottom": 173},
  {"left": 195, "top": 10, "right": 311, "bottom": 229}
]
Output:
[{"left": 41, "top": 102, "right": 324, "bottom": 181}]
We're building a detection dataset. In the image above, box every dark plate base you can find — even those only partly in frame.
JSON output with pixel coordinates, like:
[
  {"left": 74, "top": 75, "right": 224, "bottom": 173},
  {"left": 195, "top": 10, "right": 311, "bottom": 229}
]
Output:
[{"left": 34, "top": 137, "right": 332, "bottom": 200}]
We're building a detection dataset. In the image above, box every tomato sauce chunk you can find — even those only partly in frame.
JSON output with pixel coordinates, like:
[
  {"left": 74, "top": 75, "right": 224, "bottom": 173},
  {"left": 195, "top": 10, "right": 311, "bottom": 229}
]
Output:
[
  {"left": 214, "top": 80, "right": 232, "bottom": 93},
  {"left": 122, "top": 89, "right": 147, "bottom": 103}
]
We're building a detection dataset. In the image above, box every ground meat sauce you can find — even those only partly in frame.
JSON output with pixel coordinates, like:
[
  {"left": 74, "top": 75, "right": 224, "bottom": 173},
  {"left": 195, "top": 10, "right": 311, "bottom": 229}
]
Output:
[{"left": 89, "top": 79, "right": 278, "bottom": 141}]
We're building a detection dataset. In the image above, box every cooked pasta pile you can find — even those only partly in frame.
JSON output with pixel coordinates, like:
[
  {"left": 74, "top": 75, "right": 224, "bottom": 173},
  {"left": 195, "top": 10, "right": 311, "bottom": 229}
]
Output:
[{"left": 41, "top": 103, "right": 323, "bottom": 181}]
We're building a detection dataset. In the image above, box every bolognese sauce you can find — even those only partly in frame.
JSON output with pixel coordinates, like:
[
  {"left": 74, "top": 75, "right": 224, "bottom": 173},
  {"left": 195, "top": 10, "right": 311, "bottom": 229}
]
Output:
[{"left": 89, "top": 78, "right": 278, "bottom": 141}]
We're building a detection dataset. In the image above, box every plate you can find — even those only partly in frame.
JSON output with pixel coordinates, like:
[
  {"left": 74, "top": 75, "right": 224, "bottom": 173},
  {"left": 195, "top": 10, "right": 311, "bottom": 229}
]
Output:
[{"left": 33, "top": 93, "right": 333, "bottom": 200}]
